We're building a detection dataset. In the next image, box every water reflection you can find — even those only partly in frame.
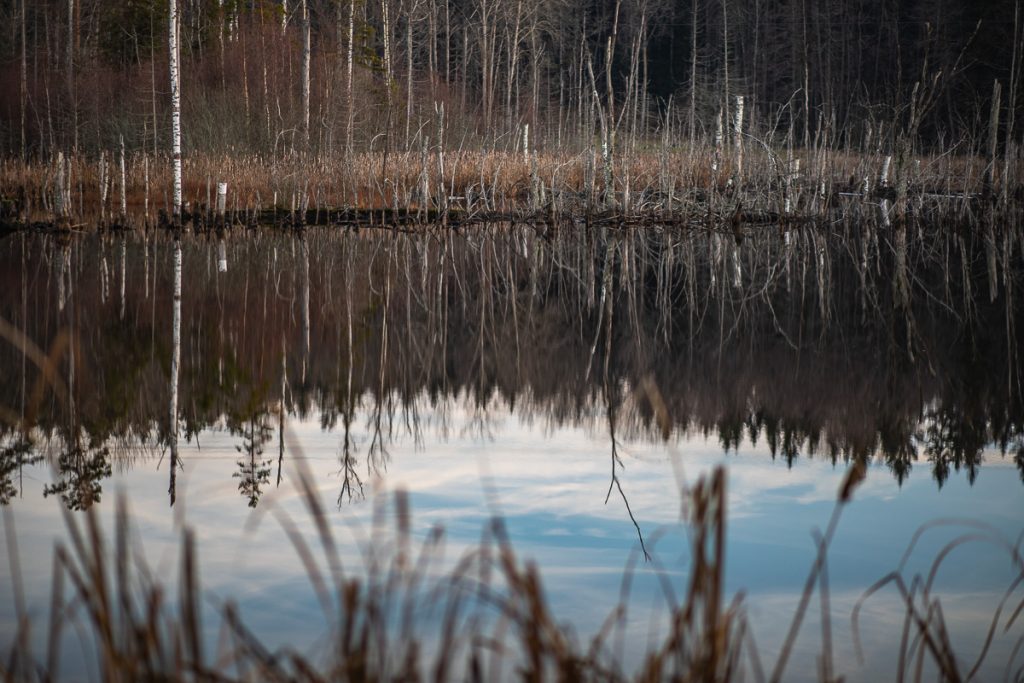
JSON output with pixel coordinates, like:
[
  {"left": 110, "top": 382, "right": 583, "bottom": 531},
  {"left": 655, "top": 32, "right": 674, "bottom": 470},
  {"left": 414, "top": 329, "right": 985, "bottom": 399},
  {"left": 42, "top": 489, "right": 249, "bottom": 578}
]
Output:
[{"left": 0, "top": 220, "right": 1022, "bottom": 510}]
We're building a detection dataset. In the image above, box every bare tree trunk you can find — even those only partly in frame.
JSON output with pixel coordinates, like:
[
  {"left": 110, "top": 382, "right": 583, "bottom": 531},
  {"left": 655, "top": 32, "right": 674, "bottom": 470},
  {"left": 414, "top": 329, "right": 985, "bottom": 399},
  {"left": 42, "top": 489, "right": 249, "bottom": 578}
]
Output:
[
  {"left": 54, "top": 151, "right": 66, "bottom": 218},
  {"left": 405, "top": 1, "right": 416, "bottom": 149},
  {"left": 1004, "top": 0, "right": 1022, "bottom": 207},
  {"left": 606, "top": 0, "right": 622, "bottom": 131},
  {"left": 67, "top": 0, "right": 76, "bottom": 153},
  {"left": 428, "top": 0, "right": 437, "bottom": 97},
  {"left": 301, "top": 0, "right": 311, "bottom": 148},
  {"left": 733, "top": 94, "right": 744, "bottom": 181},
  {"left": 505, "top": 0, "right": 524, "bottom": 132},
  {"left": 985, "top": 80, "right": 1002, "bottom": 197},
  {"left": 530, "top": 25, "right": 540, "bottom": 128},
  {"left": 602, "top": 0, "right": 623, "bottom": 204},
  {"left": 241, "top": 22, "right": 250, "bottom": 123},
  {"left": 801, "top": 0, "right": 810, "bottom": 149},
  {"left": 346, "top": 0, "right": 355, "bottom": 156},
  {"left": 151, "top": 22, "right": 159, "bottom": 158},
  {"left": 479, "top": 0, "right": 495, "bottom": 132},
  {"left": 20, "top": 0, "right": 27, "bottom": 159},
  {"left": 170, "top": 0, "right": 183, "bottom": 220},
  {"left": 261, "top": 10, "right": 272, "bottom": 142},
  {"left": 721, "top": 0, "right": 730, "bottom": 132},
  {"left": 444, "top": 0, "right": 450, "bottom": 86},
  {"left": 690, "top": 0, "right": 698, "bottom": 141},
  {"left": 218, "top": 0, "right": 226, "bottom": 91},
  {"left": 382, "top": 0, "right": 394, "bottom": 106}
]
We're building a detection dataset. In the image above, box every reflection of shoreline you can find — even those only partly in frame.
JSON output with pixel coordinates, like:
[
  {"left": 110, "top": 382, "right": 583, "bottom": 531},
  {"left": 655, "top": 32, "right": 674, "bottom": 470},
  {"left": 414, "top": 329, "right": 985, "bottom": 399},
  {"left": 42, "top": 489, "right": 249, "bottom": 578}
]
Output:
[
  {"left": 2, "top": 382, "right": 1021, "bottom": 512},
  {"left": 0, "top": 223, "right": 1022, "bottom": 504}
]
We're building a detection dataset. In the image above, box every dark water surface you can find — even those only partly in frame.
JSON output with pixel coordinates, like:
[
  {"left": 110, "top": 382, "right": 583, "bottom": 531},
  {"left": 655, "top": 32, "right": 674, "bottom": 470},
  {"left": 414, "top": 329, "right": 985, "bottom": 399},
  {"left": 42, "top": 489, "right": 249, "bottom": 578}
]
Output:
[{"left": 1, "top": 222, "right": 1022, "bottom": 680}]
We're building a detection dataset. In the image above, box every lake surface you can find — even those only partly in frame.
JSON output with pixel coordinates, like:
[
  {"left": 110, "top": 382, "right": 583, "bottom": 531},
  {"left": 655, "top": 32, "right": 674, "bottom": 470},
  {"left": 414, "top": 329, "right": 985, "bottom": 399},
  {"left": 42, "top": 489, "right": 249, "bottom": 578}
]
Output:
[{"left": 0, "top": 223, "right": 1022, "bottom": 681}]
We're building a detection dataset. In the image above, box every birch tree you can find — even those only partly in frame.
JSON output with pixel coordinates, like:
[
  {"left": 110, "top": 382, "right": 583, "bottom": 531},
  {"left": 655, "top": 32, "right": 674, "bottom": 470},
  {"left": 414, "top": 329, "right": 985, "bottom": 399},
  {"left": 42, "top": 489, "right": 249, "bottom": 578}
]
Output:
[
  {"left": 169, "top": 0, "right": 182, "bottom": 221},
  {"left": 346, "top": 0, "right": 356, "bottom": 156}
]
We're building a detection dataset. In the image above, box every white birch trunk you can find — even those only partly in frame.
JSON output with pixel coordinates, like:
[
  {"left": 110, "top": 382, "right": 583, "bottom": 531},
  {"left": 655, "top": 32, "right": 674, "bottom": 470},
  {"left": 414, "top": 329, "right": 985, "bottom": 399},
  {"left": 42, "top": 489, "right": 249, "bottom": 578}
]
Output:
[
  {"left": 733, "top": 95, "right": 744, "bottom": 181},
  {"left": 98, "top": 152, "right": 108, "bottom": 222},
  {"left": 382, "top": 0, "right": 393, "bottom": 103},
  {"left": 436, "top": 102, "right": 447, "bottom": 218},
  {"left": 55, "top": 152, "right": 66, "bottom": 218},
  {"left": 878, "top": 155, "right": 892, "bottom": 189},
  {"left": 712, "top": 111, "right": 723, "bottom": 175},
  {"left": 216, "top": 182, "right": 227, "bottom": 224},
  {"left": 169, "top": 0, "right": 183, "bottom": 220}
]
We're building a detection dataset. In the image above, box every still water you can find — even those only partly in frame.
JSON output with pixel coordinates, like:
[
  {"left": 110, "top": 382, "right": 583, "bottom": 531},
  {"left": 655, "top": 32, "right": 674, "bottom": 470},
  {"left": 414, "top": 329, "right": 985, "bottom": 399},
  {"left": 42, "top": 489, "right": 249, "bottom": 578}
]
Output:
[{"left": 0, "top": 223, "right": 1022, "bottom": 680}]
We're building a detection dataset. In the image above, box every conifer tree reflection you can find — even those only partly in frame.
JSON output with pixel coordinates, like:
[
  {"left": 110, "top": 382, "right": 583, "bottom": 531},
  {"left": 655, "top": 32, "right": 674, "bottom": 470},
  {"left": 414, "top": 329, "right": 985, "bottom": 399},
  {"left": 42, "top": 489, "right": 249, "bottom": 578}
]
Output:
[
  {"left": 0, "top": 439, "right": 37, "bottom": 506},
  {"left": 42, "top": 438, "right": 112, "bottom": 511},
  {"left": 234, "top": 407, "right": 273, "bottom": 508}
]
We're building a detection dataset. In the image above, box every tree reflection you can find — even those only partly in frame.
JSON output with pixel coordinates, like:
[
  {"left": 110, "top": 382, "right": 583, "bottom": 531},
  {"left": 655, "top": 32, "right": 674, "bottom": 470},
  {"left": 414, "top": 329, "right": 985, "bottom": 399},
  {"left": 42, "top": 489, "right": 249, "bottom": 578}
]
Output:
[
  {"left": 922, "top": 406, "right": 987, "bottom": 488},
  {"left": 42, "top": 438, "right": 111, "bottom": 510},
  {"left": 0, "top": 220, "right": 1021, "bottom": 512},
  {"left": 0, "top": 439, "right": 39, "bottom": 505},
  {"left": 234, "top": 409, "right": 273, "bottom": 508}
]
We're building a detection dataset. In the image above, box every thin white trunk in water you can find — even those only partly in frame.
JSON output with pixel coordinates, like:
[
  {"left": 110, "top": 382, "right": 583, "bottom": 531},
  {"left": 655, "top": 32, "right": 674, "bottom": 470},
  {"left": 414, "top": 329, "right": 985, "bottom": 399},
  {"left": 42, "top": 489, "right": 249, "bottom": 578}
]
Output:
[
  {"left": 119, "top": 240, "right": 126, "bottom": 319},
  {"left": 301, "top": 239, "right": 310, "bottom": 384},
  {"left": 169, "top": 0, "right": 183, "bottom": 219},
  {"left": 119, "top": 136, "right": 127, "bottom": 219}
]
